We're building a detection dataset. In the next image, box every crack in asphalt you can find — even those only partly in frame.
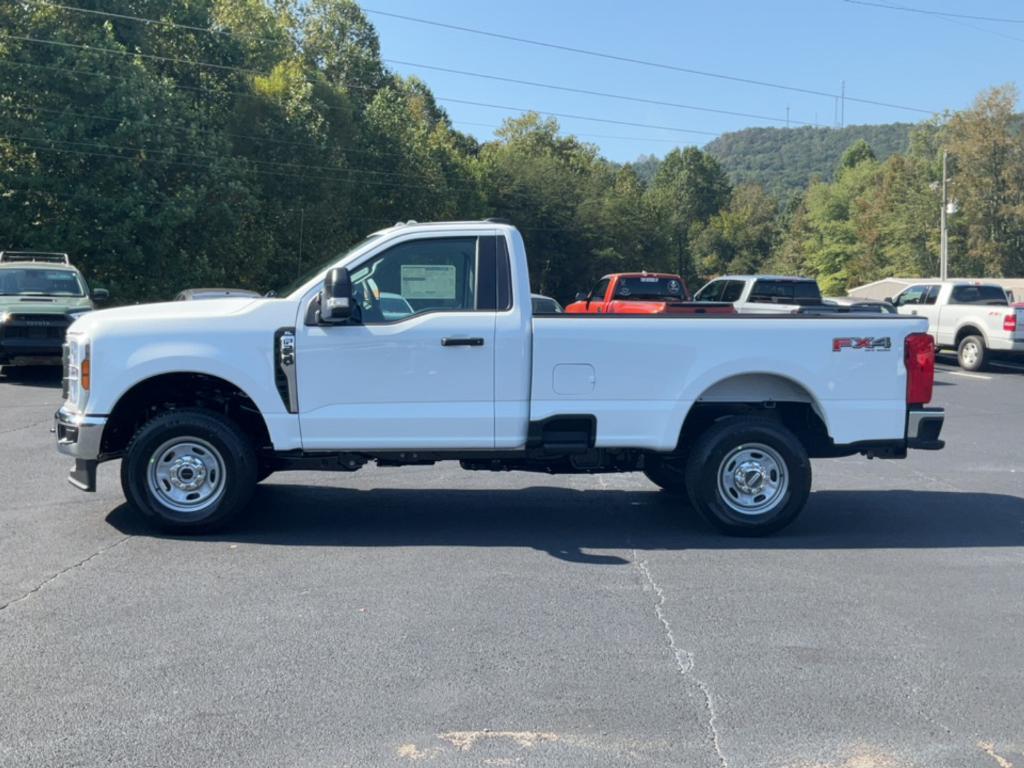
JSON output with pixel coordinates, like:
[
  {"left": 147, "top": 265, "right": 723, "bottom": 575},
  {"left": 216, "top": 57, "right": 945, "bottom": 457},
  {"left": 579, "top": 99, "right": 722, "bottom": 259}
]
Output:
[
  {"left": 633, "top": 551, "right": 727, "bottom": 768},
  {"left": 0, "top": 535, "right": 131, "bottom": 613},
  {"left": 0, "top": 418, "right": 52, "bottom": 436}
]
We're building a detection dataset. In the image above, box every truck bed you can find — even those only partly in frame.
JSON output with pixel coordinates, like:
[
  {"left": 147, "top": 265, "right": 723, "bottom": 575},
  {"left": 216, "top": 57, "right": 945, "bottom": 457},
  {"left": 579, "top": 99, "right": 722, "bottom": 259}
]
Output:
[{"left": 530, "top": 313, "right": 926, "bottom": 451}]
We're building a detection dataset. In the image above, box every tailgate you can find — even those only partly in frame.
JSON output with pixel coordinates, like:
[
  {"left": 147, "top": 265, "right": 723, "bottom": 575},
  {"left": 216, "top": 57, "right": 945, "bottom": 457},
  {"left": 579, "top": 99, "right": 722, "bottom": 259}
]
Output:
[{"left": 1013, "top": 307, "right": 1024, "bottom": 341}]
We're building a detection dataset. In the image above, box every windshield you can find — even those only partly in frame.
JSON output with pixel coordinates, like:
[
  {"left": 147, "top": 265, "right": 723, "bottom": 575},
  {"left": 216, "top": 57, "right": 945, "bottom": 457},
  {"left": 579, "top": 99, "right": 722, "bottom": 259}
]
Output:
[
  {"left": 614, "top": 276, "right": 688, "bottom": 301},
  {"left": 270, "top": 234, "right": 383, "bottom": 298},
  {"left": 0, "top": 268, "right": 85, "bottom": 297}
]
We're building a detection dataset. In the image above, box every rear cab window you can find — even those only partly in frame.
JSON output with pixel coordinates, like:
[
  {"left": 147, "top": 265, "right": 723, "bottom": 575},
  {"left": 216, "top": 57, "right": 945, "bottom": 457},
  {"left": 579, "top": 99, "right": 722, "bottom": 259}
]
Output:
[
  {"left": 613, "top": 276, "right": 686, "bottom": 301},
  {"left": 749, "top": 279, "right": 821, "bottom": 303},
  {"left": 950, "top": 284, "right": 1009, "bottom": 305}
]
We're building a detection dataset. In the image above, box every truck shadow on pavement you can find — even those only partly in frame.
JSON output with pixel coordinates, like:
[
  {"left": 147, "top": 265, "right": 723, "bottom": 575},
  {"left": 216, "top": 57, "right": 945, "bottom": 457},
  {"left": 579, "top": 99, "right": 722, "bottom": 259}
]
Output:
[
  {"left": 105, "top": 485, "right": 1024, "bottom": 563},
  {"left": 0, "top": 365, "right": 62, "bottom": 388}
]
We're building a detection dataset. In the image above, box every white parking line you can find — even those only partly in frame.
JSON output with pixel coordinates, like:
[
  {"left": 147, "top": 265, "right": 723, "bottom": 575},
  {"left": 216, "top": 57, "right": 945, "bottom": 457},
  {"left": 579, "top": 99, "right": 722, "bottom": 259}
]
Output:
[{"left": 943, "top": 370, "right": 993, "bottom": 381}]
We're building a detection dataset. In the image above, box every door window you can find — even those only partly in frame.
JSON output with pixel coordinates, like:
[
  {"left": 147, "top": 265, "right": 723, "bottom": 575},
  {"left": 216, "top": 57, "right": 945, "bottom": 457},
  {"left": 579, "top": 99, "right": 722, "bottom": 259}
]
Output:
[
  {"left": 589, "top": 278, "right": 610, "bottom": 303},
  {"left": 896, "top": 285, "right": 927, "bottom": 306},
  {"left": 923, "top": 285, "right": 940, "bottom": 305},
  {"left": 349, "top": 237, "right": 479, "bottom": 323},
  {"left": 720, "top": 280, "right": 745, "bottom": 302},
  {"left": 695, "top": 280, "right": 724, "bottom": 301}
]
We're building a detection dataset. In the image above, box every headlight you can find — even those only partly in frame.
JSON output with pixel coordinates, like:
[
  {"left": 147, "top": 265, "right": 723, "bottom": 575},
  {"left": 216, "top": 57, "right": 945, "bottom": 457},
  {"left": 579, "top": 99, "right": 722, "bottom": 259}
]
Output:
[
  {"left": 0, "top": 311, "right": 10, "bottom": 324},
  {"left": 64, "top": 336, "right": 91, "bottom": 410}
]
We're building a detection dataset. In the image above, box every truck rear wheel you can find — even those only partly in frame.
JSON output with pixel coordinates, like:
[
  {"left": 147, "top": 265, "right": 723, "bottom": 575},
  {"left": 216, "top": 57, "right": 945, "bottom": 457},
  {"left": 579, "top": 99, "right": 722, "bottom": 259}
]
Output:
[
  {"left": 684, "top": 417, "right": 811, "bottom": 536},
  {"left": 643, "top": 455, "right": 688, "bottom": 494},
  {"left": 121, "top": 408, "right": 257, "bottom": 534},
  {"left": 957, "top": 334, "right": 988, "bottom": 371}
]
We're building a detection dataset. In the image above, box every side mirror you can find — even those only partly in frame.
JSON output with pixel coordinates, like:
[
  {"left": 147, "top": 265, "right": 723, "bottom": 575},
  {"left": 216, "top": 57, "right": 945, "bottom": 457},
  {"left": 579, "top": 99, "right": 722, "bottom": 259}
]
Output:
[
  {"left": 884, "top": 296, "right": 894, "bottom": 306},
  {"left": 574, "top": 291, "right": 587, "bottom": 303},
  {"left": 320, "top": 267, "right": 352, "bottom": 323},
  {"left": 91, "top": 288, "right": 109, "bottom": 303}
]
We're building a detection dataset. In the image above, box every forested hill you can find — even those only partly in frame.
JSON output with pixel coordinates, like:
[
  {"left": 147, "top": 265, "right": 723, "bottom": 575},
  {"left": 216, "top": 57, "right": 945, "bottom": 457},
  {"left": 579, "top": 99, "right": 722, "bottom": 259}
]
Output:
[{"left": 702, "top": 123, "right": 916, "bottom": 196}]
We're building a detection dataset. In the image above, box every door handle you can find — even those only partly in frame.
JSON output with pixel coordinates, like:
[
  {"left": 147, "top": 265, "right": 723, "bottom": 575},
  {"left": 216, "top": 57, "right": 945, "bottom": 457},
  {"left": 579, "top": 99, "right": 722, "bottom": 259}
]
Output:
[
  {"left": 911, "top": 310, "right": 918, "bottom": 315},
  {"left": 441, "top": 337, "right": 484, "bottom": 347}
]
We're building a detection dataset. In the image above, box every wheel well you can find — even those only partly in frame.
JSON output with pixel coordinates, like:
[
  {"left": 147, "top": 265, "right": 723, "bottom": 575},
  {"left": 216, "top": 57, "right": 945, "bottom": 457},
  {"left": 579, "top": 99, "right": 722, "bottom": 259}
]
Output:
[
  {"left": 955, "top": 325, "right": 984, "bottom": 345},
  {"left": 100, "top": 373, "right": 272, "bottom": 456},
  {"left": 677, "top": 402, "right": 832, "bottom": 457}
]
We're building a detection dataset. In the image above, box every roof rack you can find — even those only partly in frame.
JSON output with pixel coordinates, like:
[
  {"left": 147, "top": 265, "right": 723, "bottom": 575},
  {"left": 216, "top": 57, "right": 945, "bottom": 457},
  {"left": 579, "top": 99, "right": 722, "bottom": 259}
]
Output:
[{"left": 0, "top": 251, "right": 70, "bottom": 265}]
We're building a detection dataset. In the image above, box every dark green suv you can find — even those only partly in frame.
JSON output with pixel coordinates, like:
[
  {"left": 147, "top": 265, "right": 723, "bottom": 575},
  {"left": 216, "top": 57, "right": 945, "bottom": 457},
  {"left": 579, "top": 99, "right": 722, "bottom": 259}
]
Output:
[{"left": 0, "top": 252, "right": 108, "bottom": 368}]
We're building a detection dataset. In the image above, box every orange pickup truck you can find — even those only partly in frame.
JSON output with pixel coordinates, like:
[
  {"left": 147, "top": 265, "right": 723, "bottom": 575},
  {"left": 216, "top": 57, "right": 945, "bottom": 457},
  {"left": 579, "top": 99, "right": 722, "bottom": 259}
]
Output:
[{"left": 565, "top": 272, "right": 735, "bottom": 315}]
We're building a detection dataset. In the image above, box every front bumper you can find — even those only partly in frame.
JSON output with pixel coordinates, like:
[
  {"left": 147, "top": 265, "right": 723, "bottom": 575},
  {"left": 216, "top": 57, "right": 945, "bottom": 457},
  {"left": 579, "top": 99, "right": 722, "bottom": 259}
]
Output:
[
  {"left": 907, "top": 406, "right": 945, "bottom": 450},
  {"left": 55, "top": 406, "right": 107, "bottom": 492},
  {"left": 0, "top": 337, "right": 64, "bottom": 364}
]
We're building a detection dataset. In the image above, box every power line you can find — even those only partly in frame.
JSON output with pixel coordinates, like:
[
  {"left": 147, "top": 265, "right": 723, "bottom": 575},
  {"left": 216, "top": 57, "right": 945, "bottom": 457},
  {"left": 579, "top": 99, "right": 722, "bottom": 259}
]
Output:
[
  {"left": 0, "top": 132, "right": 483, "bottom": 194},
  {"left": 361, "top": 6, "right": 937, "bottom": 115},
  {"left": 0, "top": 115, "right": 483, "bottom": 190},
  {"left": 0, "top": 32, "right": 267, "bottom": 75},
  {"left": 26, "top": 0, "right": 294, "bottom": 43},
  {"left": 1, "top": 34, "right": 723, "bottom": 136},
  {"left": 843, "top": 0, "right": 1024, "bottom": 24},
  {"left": 438, "top": 96, "right": 717, "bottom": 136},
  {"left": 1, "top": 59, "right": 690, "bottom": 154},
  {"left": 450, "top": 120, "right": 684, "bottom": 144},
  {"left": 856, "top": 0, "right": 1024, "bottom": 44},
  {"left": 22, "top": 1, "right": 811, "bottom": 129},
  {"left": 384, "top": 58, "right": 812, "bottom": 127}
]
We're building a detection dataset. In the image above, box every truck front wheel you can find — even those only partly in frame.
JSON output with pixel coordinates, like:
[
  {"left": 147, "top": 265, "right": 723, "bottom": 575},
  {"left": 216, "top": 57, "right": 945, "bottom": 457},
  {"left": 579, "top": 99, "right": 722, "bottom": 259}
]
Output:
[
  {"left": 121, "top": 408, "right": 258, "bottom": 533},
  {"left": 684, "top": 417, "right": 811, "bottom": 536}
]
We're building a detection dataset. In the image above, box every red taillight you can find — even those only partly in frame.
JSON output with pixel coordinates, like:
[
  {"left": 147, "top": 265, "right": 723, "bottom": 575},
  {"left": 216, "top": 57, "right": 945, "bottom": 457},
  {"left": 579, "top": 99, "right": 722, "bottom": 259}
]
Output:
[
  {"left": 1004, "top": 313, "right": 1017, "bottom": 332},
  {"left": 905, "top": 333, "right": 934, "bottom": 406}
]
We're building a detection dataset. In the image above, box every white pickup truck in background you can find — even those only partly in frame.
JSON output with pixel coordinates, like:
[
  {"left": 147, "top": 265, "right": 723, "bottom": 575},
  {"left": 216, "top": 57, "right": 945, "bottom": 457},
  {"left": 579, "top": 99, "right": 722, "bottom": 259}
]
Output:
[
  {"left": 694, "top": 274, "right": 824, "bottom": 314},
  {"left": 56, "top": 221, "right": 944, "bottom": 536},
  {"left": 891, "top": 280, "right": 1024, "bottom": 371}
]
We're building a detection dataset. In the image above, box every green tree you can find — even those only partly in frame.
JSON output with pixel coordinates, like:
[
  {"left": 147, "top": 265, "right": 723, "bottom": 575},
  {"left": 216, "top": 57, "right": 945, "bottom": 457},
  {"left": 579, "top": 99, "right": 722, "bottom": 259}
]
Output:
[
  {"left": 944, "top": 85, "right": 1024, "bottom": 277},
  {"left": 646, "top": 147, "right": 731, "bottom": 282},
  {"left": 691, "top": 184, "right": 779, "bottom": 276}
]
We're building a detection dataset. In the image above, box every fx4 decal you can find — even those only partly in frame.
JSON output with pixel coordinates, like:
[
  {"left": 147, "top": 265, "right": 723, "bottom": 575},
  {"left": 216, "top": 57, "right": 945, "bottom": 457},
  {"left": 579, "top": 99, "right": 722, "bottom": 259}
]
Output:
[{"left": 832, "top": 336, "right": 892, "bottom": 352}]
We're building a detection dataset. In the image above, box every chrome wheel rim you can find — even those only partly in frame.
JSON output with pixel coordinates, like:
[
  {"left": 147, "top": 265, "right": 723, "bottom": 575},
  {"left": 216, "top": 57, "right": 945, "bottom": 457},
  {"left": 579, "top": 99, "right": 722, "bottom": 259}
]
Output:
[
  {"left": 146, "top": 437, "right": 226, "bottom": 516},
  {"left": 717, "top": 443, "right": 788, "bottom": 516},
  {"left": 962, "top": 341, "right": 979, "bottom": 367}
]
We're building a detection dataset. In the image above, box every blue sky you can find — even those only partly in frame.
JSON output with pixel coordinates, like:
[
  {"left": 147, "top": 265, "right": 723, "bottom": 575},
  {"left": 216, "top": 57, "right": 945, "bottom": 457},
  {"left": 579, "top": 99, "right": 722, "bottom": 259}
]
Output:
[{"left": 364, "top": 0, "right": 1023, "bottom": 162}]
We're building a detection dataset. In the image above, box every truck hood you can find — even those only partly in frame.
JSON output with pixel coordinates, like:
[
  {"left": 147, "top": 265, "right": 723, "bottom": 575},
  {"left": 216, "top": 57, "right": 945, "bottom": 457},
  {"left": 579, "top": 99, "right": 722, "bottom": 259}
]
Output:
[{"left": 69, "top": 297, "right": 267, "bottom": 336}]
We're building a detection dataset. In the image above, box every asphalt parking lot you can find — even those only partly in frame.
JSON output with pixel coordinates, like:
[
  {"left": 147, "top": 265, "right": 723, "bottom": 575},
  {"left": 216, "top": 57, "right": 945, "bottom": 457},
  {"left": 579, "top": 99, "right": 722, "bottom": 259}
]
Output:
[{"left": 1, "top": 359, "right": 1022, "bottom": 768}]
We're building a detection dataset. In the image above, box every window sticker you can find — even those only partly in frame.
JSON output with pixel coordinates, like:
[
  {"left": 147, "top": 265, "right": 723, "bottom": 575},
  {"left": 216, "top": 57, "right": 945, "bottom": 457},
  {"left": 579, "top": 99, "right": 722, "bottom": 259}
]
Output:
[{"left": 401, "top": 264, "right": 456, "bottom": 300}]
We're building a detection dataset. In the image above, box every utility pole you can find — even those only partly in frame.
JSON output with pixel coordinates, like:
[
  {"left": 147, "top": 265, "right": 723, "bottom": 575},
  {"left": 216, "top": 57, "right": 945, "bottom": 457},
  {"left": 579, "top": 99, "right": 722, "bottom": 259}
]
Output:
[
  {"left": 840, "top": 81, "right": 845, "bottom": 128},
  {"left": 786, "top": 105, "right": 790, "bottom": 128},
  {"left": 940, "top": 151, "right": 948, "bottom": 280}
]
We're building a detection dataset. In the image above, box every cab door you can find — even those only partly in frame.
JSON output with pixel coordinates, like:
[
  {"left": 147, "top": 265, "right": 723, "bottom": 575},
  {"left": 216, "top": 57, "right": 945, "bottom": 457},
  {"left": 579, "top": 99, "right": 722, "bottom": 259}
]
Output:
[{"left": 297, "top": 233, "right": 499, "bottom": 451}]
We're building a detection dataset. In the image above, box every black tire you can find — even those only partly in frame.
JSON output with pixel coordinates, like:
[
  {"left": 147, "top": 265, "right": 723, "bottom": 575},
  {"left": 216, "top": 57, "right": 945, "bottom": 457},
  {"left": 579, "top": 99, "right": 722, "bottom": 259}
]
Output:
[
  {"left": 643, "top": 454, "right": 688, "bottom": 494},
  {"left": 120, "top": 408, "right": 257, "bottom": 534},
  {"left": 684, "top": 416, "right": 811, "bottom": 536},
  {"left": 957, "top": 334, "right": 988, "bottom": 372}
]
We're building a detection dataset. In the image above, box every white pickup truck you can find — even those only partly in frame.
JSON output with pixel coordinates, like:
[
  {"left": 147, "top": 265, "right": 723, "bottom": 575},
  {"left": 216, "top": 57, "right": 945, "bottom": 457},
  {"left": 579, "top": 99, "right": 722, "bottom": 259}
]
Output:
[
  {"left": 55, "top": 221, "right": 944, "bottom": 536},
  {"left": 694, "top": 274, "right": 824, "bottom": 314},
  {"left": 890, "top": 280, "right": 1024, "bottom": 371}
]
